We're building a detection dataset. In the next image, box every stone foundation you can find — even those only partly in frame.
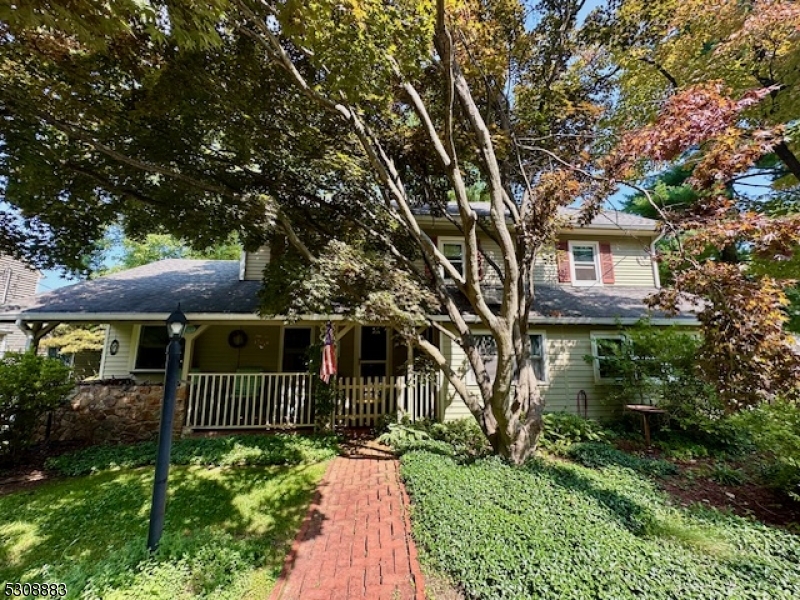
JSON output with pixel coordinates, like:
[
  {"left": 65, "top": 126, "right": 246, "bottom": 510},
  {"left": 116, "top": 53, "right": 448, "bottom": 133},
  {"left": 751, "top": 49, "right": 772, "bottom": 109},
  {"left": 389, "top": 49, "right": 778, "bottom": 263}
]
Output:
[{"left": 44, "top": 383, "right": 188, "bottom": 445}]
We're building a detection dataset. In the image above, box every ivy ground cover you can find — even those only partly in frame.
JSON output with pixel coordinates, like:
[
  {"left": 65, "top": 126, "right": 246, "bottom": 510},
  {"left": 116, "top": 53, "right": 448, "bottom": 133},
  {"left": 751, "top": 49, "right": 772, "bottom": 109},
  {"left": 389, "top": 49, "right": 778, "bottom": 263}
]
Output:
[{"left": 401, "top": 451, "right": 800, "bottom": 600}]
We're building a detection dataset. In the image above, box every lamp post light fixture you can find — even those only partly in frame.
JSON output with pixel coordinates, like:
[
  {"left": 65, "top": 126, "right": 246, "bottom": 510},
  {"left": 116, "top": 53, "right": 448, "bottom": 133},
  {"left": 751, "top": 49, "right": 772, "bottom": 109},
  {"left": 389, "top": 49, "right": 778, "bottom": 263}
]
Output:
[{"left": 146, "top": 304, "right": 187, "bottom": 553}]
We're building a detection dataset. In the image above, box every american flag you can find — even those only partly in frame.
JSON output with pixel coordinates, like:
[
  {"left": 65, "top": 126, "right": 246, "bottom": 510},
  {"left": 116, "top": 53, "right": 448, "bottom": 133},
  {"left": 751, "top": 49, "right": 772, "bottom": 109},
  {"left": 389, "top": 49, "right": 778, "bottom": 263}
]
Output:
[{"left": 320, "top": 322, "right": 337, "bottom": 384}]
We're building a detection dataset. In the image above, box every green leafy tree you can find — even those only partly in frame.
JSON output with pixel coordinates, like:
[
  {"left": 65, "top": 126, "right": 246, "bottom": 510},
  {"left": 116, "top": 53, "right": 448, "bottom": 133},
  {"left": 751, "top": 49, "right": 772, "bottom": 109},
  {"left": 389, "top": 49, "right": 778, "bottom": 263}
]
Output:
[
  {"left": 0, "top": 352, "right": 73, "bottom": 463},
  {"left": 2, "top": 0, "right": 619, "bottom": 463},
  {"left": 40, "top": 324, "right": 105, "bottom": 354},
  {"left": 103, "top": 232, "right": 242, "bottom": 273},
  {"left": 3, "top": 1, "right": 798, "bottom": 460}
]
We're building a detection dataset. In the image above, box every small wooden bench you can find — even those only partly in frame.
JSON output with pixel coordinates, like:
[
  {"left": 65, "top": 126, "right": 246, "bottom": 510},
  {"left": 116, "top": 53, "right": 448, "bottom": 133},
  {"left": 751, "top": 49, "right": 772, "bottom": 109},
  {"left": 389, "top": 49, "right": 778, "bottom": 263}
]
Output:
[{"left": 624, "top": 404, "right": 667, "bottom": 446}]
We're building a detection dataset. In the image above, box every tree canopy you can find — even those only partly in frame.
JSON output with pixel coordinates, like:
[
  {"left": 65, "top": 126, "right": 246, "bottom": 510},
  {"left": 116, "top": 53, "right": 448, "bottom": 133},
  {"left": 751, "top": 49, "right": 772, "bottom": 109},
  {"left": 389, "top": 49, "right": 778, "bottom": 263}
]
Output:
[{"left": 2, "top": 0, "right": 799, "bottom": 458}]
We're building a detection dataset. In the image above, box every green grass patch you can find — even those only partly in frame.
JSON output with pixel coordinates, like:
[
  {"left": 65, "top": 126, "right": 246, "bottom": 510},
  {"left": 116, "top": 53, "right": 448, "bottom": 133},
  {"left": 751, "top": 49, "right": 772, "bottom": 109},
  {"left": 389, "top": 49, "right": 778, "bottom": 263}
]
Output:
[
  {"left": 45, "top": 433, "right": 340, "bottom": 476},
  {"left": 0, "top": 462, "right": 328, "bottom": 599},
  {"left": 401, "top": 451, "right": 800, "bottom": 600}
]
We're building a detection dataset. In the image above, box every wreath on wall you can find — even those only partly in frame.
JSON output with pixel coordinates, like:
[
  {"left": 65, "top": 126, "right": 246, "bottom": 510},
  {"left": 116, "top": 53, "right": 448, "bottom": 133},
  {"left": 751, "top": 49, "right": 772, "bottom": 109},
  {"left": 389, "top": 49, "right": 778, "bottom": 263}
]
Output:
[{"left": 228, "top": 329, "right": 248, "bottom": 349}]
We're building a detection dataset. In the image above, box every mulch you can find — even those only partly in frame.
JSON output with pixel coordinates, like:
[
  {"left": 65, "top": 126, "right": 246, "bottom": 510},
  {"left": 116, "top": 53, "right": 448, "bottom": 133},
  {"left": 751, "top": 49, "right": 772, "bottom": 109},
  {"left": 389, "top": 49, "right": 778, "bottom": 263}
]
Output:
[
  {"left": 658, "top": 462, "right": 800, "bottom": 531},
  {"left": 0, "top": 441, "right": 87, "bottom": 496}
]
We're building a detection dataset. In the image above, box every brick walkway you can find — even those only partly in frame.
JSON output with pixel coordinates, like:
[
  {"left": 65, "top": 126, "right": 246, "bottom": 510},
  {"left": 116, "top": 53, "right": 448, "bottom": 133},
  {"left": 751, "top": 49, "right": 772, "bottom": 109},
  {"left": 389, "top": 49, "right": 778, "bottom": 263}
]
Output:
[{"left": 269, "top": 443, "right": 425, "bottom": 600}]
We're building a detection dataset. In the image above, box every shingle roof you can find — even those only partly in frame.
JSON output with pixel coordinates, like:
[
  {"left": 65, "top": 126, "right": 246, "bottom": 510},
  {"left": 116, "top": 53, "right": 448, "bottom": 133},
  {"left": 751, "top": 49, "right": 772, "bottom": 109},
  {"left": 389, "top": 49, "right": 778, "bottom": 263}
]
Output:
[
  {"left": 413, "top": 203, "right": 660, "bottom": 231},
  {"left": 16, "top": 259, "right": 696, "bottom": 322},
  {"left": 532, "top": 285, "right": 696, "bottom": 320},
  {"left": 20, "top": 259, "right": 261, "bottom": 316},
  {"left": 557, "top": 207, "right": 659, "bottom": 231}
]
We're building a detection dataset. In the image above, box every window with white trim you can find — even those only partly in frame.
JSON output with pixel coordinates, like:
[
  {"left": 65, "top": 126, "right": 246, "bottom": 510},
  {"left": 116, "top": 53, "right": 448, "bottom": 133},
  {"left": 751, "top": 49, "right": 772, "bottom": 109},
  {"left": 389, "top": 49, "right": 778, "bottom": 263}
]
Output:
[
  {"left": 134, "top": 326, "right": 185, "bottom": 371},
  {"left": 438, "top": 237, "right": 465, "bottom": 278},
  {"left": 569, "top": 241, "right": 601, "bottom": 285},
  {"left": 467, "top": 333, "right": 547, "bottom": 384},
  {"left": 591, "top": 333, "right": 625, "bottom": 382}
]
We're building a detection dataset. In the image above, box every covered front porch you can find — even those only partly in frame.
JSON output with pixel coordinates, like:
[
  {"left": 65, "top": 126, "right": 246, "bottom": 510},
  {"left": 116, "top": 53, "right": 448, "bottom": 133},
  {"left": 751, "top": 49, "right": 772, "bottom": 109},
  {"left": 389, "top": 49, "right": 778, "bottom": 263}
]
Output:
[{"left": 180, "top": 321, "right": 439, "bottom": 429}]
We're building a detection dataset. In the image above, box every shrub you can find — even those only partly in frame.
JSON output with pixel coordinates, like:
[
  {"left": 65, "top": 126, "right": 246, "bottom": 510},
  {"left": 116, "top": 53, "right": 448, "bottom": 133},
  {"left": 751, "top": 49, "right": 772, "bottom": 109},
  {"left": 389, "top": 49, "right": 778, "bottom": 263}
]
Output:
[
  {"left": 379, "top": 418, "right": 491, "bottom": 459},
  {"left": 539, "top": 412, "right": 606, "bottom": 455},
  {"left": 0, "top": 352, "right": 73, "bottom": 463},
  {"left": 708, "top": 463, "right": 746, "bottom": 486},
  {"left": 45, "top": 433, "right": 340, "bottom": 476},
  {"left": 590, "top": 320, "right": 712, "bottom": 410},
  {"left": 654, "top": 436, "right": 710, "bottom": 461},
  {"left": 730, "top": 401, "right": 800, "bottom": 499}
]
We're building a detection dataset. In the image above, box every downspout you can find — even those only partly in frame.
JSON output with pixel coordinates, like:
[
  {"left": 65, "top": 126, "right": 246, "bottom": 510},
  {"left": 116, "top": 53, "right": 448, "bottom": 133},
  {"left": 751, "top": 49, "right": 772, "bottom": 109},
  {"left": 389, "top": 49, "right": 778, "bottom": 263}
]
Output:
[{"left": 650, "top": 229, "right": 666, "bottom": 289}]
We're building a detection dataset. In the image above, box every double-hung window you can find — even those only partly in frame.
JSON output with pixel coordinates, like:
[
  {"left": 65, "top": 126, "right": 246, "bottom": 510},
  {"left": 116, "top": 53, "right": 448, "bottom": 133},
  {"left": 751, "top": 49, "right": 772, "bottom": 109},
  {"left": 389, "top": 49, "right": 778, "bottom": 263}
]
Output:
[
  {"left": 591, "top": 333, "right": 626, "bottom": 382},
  {"left": 569, "top": 241, "right": 601, "bottom": 285},
  {"left": 467, "top": 333, "right": 547, "bottom": 384},
  {"left": 438, "top": 238, "right": 465, "bottom": 278}
]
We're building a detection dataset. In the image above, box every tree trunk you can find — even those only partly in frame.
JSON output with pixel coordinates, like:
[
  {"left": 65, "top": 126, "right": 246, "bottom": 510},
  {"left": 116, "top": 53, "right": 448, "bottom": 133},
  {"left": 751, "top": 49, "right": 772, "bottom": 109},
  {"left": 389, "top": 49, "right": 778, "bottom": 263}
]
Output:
[{"left": 487, "top": 361, "right": 546, "bottom": 465}]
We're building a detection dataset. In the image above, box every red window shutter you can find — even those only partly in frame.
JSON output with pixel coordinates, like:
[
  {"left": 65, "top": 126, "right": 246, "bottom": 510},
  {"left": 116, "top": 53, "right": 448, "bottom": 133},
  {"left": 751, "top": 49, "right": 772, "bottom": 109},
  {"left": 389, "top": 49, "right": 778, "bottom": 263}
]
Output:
[
  {"left": 556, "top": 240, "right": 571, "bottom": 283},
  {"left": 424, "top": 236, "right": 438, "bottom": 281},
  {"left": 599, "top": 242, "right": 615, "bottom": 284}
]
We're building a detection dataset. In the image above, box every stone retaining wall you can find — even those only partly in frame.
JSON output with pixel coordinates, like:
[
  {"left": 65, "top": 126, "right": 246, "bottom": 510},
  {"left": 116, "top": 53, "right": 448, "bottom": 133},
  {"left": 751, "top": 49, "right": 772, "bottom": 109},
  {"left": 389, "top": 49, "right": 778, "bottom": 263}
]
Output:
[{"left": 45, "top": 383, "right": 188, "bottom": 445}]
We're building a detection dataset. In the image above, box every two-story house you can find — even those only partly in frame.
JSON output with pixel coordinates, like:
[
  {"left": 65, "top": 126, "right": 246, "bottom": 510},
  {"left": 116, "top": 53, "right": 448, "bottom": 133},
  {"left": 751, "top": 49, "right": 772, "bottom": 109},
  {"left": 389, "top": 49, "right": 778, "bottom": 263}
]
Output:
[
  {"left": 0, "top": 255, "right": 41, "bottom": 357},
  {"left": 7, "top": 206, "right": 697, "bottom": 434}
]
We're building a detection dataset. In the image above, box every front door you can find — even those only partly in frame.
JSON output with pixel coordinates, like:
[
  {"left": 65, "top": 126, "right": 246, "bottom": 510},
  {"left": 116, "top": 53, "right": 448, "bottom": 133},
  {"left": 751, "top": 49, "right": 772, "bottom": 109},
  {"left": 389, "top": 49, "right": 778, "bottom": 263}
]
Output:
[
  {"left": 360, "top": 326, "right": 387, "bottom": 377},
  {"left": 282, "top": 328, "right": 311, "bottom": 372}
]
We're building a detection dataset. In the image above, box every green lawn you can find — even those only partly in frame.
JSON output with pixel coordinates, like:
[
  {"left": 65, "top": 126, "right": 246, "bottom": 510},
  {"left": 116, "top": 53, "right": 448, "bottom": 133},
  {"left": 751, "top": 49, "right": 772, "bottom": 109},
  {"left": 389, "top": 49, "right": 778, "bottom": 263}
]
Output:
[
  {"left": 401, "top": 451, "right": 800, "bottom": 600},
  {"left": 1, "top": 435, "right": 337, "bottom": 599}
]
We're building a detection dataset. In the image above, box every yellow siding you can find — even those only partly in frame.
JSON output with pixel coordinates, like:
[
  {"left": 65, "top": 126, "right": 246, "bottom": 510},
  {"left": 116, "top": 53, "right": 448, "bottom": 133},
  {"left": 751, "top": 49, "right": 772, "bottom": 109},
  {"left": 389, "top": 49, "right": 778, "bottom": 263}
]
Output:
[
  {"left": 0, "top": 256, "right": 39, "bottom": 353},
  {"left": 0, "top": 326, "right": 28, "bottom": 355},
  {"left": 414, "top": 228, "right": 653, "bottom": 288},
  {"left": 100, "top": 323, "right": 135, "bottom": 379},
  {"left": 0, "top": 255, "right": 39, "bottom": 305},
  {"left": 559, "top": 234, "right": 655, "bottom": 287},
  {"left": 192, "top": 325, "right": 282, "bottom": 372},
  {"left": 441, "top": 326, "right": 627, "bottom": 422},
  {"left": 338, "top": 328, "right": 356, "bottom": 377},
  {"left": 243, "top": 247, "right": 270, "bottom": 281}
]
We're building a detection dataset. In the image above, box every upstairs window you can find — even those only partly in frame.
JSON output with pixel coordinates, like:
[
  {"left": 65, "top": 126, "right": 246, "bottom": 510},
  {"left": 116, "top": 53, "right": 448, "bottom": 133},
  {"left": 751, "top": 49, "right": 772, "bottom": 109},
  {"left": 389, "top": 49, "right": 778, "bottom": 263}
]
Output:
[
  {"left": 438, "top": 238, "right": 465, "bottom": 277},
  {"left": 559, "top": 240, "right": 616, "bottom": 285},
  {"left": 569, "top": 241, "right": 601, "bottom": 285}
]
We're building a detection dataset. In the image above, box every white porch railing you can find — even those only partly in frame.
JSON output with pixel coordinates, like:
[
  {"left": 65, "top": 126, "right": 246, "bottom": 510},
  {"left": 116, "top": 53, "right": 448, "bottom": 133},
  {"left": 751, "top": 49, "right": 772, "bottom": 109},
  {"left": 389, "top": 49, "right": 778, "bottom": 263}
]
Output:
[
  {"left": 187, "top": 373, "right": 313, "bottom": 429},
  {"left": 186, "top": 372, "right": 438, "bottom": 430},
  {"left": 397, "top": 372, "right": 440, "bottom": 423}
]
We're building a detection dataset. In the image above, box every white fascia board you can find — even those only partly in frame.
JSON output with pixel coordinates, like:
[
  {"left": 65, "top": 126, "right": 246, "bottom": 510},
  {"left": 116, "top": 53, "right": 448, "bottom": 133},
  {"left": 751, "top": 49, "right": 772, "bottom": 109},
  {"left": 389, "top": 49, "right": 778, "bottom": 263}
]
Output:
[
  {"left": 14, "top": 312, "right": 352, "bottom": 324},
  {"left": 559, "top": 227, "right": 658, "bottom": 237},
  {"left": 18, "top": 311, "right": 700, "bottom": 327},
  {"left": 428, "top": 314, "right": 700, "bottom": 326}
]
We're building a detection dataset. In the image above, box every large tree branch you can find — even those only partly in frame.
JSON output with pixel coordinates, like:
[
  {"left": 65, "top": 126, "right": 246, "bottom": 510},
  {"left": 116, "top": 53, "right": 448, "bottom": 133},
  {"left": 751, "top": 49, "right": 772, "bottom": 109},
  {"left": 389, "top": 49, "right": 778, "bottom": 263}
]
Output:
[
  {"left": 773, "top": 141, "right": 800, "bottom": 182},
  {"left": 640, "top": 57, "right": 679, "bottom": 89},
  {"left": 41, "top": 116, "right": 234, "bottom": 197},
  {"left": 399, "top": 77, "right": 499, "bottom": 330}
]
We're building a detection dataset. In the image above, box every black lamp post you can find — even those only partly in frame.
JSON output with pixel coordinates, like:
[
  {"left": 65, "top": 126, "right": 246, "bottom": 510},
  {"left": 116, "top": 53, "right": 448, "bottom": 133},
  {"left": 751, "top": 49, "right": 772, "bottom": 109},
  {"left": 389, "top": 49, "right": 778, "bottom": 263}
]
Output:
[{"left": 147, "top": 304, "right": 187, "bottom": 552}]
